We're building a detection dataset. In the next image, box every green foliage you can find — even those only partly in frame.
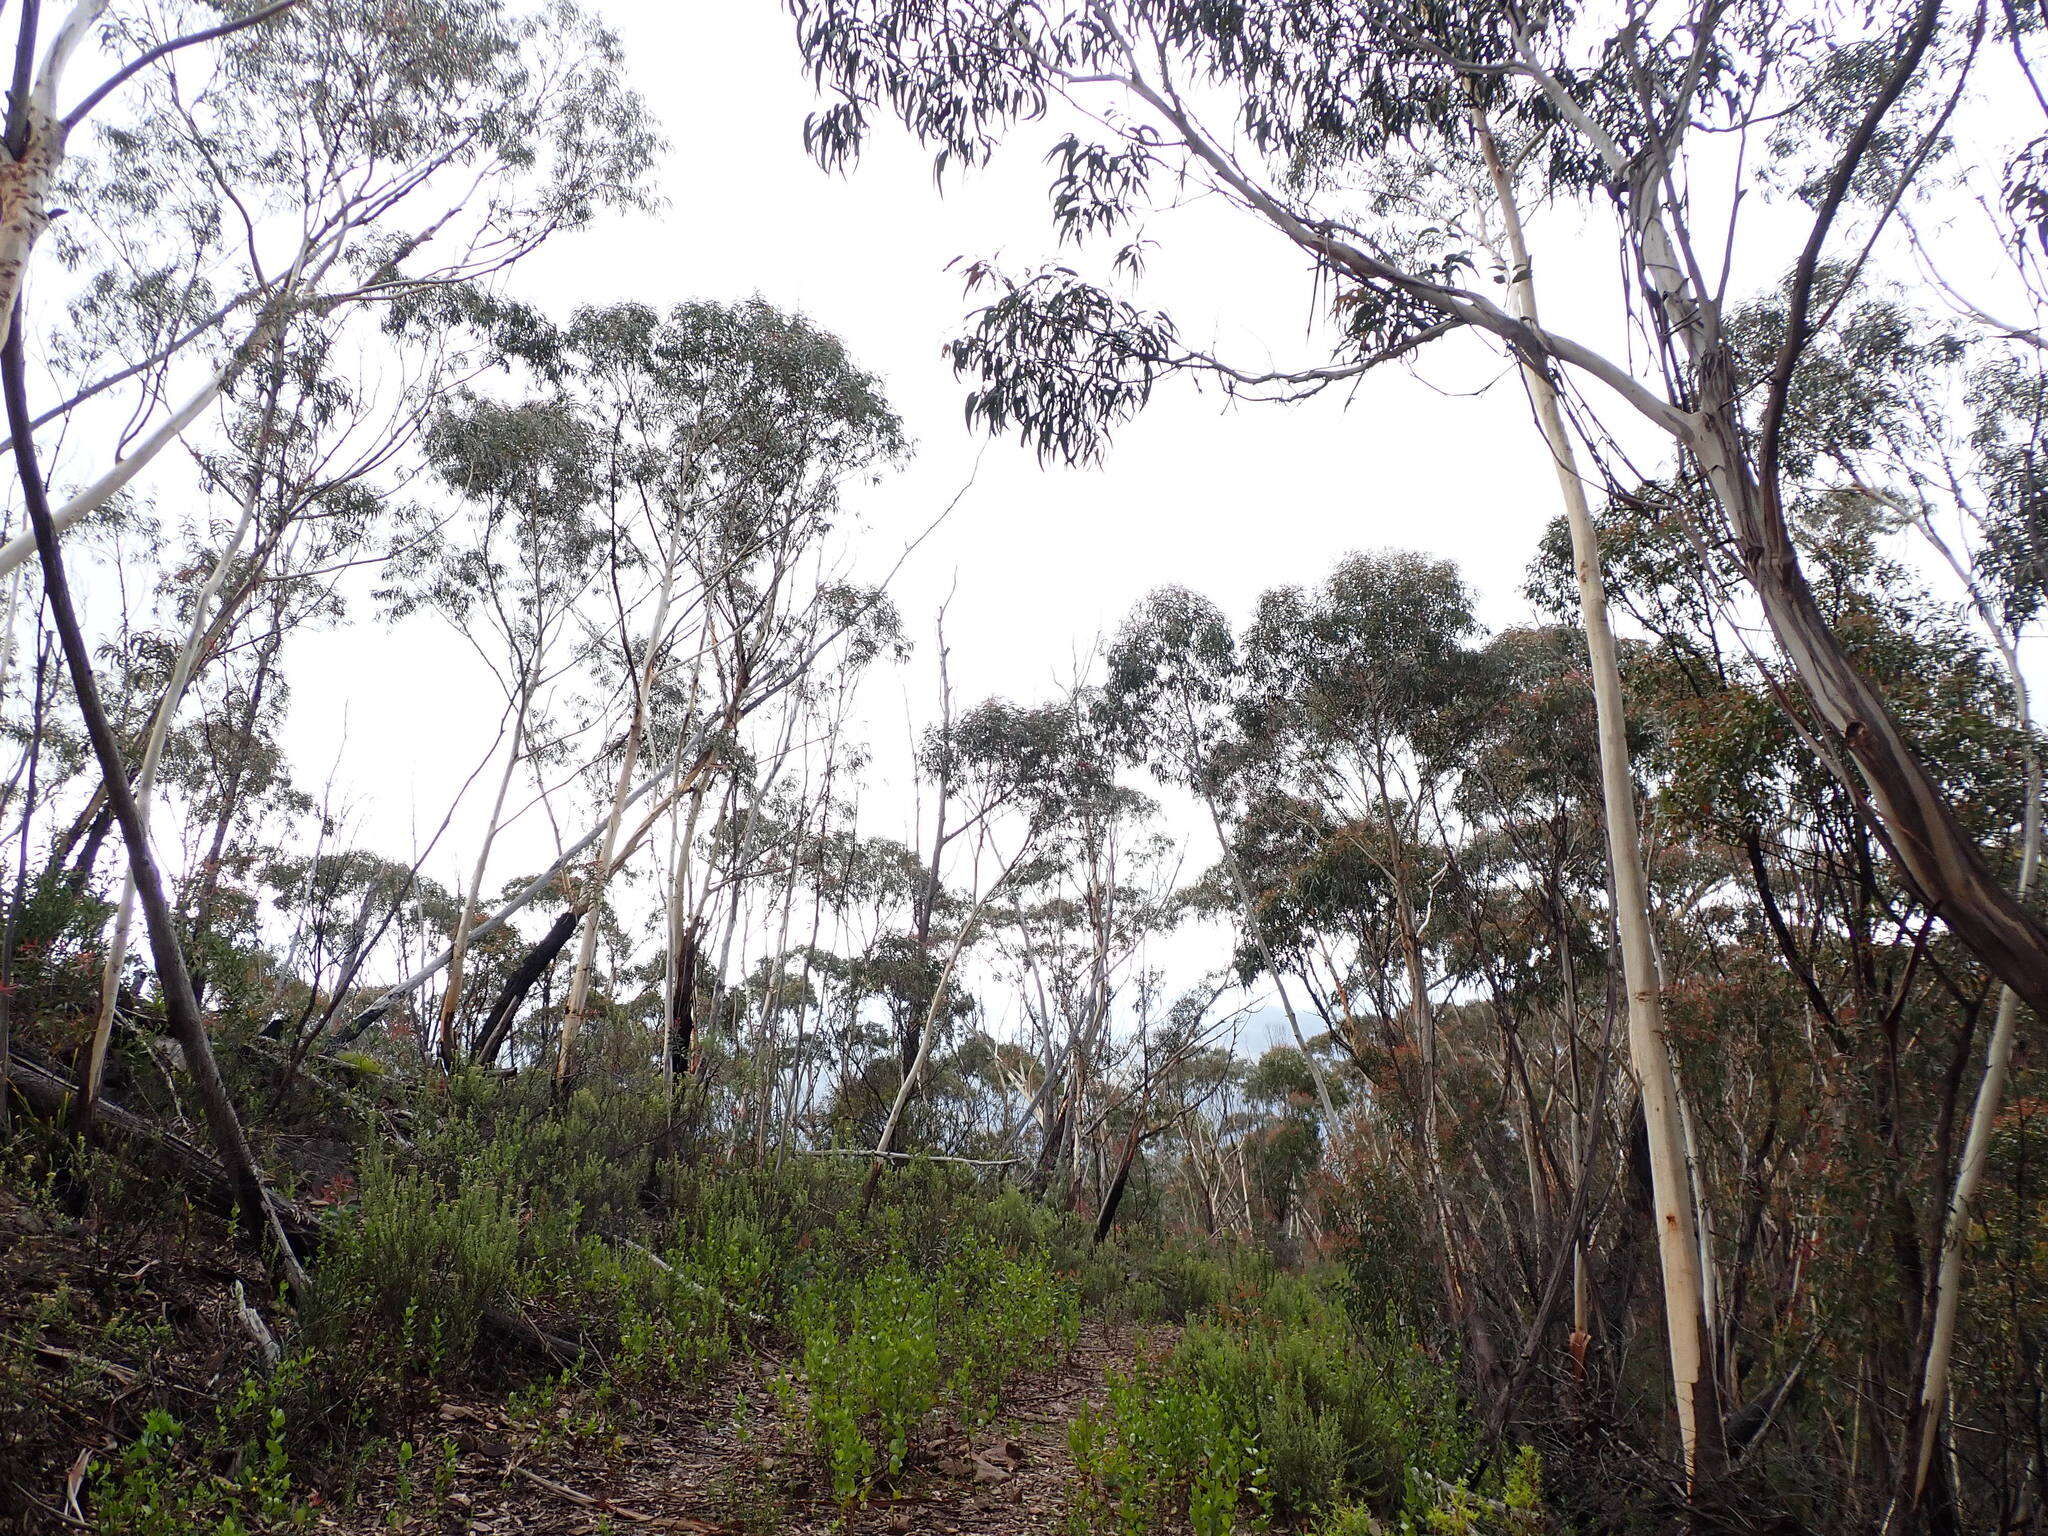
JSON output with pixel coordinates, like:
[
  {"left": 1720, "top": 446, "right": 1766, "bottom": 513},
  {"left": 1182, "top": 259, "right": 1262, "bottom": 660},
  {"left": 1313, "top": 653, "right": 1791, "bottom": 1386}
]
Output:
[
  {"left": 89, "top": 1374, "right": 313, "bottom": 1535},
  {"left": 306, "top": 1155, "right": 523, "bottom": 1380},
  {"left": 1069, "top": 1361, "right": 1267, "bottom": 1536},
  {"left": 784, "top": 1237, "right": 1077, "bottom": 1508},
  {"left": 788, "top": 1259, "right": 944, "bottom": 1507},
  {"left": 1068, "top": 1268, "right": 1540, "bottom": 1535}
]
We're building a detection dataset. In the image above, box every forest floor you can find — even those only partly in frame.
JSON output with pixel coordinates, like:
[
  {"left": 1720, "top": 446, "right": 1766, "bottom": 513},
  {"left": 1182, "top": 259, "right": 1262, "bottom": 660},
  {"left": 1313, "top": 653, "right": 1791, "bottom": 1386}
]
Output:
[
  {"left": 321, "top": 1321, "right": 1141, "bottom": 1535},
  {"left": 0, "top": 1171, "right": 1141, "bottom": 1536}
]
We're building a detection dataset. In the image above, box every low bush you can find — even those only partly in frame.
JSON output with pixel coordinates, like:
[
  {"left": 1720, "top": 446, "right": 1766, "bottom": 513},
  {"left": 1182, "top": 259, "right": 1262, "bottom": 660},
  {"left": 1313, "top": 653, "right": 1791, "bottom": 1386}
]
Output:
[
  {"left": 305, "top": 1155, "right": 524, "bottom": 1382},
  {"left": 88, "top": 1369, "right": 314, "bottom": 1535},
  {"left": 1068, "top": 1268, "right": 1543, "bottom": 1535},
  {"left": 783, "top": 1236, "right": 1078, "bottom": 1508}
]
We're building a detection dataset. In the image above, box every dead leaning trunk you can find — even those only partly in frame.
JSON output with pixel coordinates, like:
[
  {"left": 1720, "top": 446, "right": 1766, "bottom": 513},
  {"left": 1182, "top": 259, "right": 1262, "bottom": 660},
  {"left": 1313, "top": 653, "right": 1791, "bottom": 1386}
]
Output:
[
  {"left": 472, "top": 906, "right": 583, "bottom": 1067},
  {"left": 2, "top": 310, "right": 308, "bottom": 1294},
  {"left": 1473, "top": 103, "right": 1725, "bottom": 1484},
  {"left": 1092, "top": 1105, "right": 1149, "bottom": 1243}
]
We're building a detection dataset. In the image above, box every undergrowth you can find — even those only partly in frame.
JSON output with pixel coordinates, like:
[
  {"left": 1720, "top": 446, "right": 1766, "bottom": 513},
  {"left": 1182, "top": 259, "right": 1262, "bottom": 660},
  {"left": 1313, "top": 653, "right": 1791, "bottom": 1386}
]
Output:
[
  {"left": 1066, "top": 1267, "right": 1546, "bottom": 1535},
  {"left": 3, "top": 1071, "right": 1530, "bottom": 1533}
]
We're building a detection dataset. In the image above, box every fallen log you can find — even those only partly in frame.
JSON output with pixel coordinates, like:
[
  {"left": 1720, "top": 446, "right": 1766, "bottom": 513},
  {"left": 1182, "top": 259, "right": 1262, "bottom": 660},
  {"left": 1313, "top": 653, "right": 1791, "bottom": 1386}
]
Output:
[
  {"left": 9, "top": 1053, "right": 592, "bottom": 1367},
  {"left": 7, "top": 1052, "right": 317, "bottom": 1245}
]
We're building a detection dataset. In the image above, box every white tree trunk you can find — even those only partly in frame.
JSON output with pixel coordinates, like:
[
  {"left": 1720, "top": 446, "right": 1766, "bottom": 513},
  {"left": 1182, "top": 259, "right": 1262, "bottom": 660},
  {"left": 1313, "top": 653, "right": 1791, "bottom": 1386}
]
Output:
[
  {"left": 435, "top": 680, "right": 534, "bottom": 1065},
  {"left": 1908, "top": 618, "right": 2042, "bottom": 1507},
  {"left": 1474, "top": 105, "right": 1721, "bottom": 1482}
]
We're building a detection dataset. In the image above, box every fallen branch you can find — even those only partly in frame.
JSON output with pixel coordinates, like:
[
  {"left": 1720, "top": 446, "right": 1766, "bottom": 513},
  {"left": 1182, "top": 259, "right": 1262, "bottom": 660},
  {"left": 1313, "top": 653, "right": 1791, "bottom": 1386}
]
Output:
[
  {"left": 7, "top": 1053, "right": 317, "bottom": 1248},
  {"left": 618, "top": 1239, "right": 769, "bottom": 1326},
  {"left": 232, "top": 1281, "right": 280, "bottom": 1372},
  {"left": 480, "top": 1305, "right": 583, "bottom": 1367},
  {"left": 504, "top": 1464, "right": 655, "bottom": 1524},
  {"left": 806, "top": 1148, "right": 1025, "bottom": 1169},
  {"left": 9, "top": 1338, "right": 137, "bottom": 1389}
]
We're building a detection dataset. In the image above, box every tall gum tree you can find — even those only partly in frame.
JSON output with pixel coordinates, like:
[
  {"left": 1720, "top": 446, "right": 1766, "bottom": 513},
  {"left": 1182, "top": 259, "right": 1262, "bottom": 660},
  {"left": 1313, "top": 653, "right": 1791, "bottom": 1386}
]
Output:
[
  {"left": 786, "top": 0, "right": 2048, "bottom": 1022},
  {"left": 786, "top": 0, "right": 2036, "bottom": 1480}
]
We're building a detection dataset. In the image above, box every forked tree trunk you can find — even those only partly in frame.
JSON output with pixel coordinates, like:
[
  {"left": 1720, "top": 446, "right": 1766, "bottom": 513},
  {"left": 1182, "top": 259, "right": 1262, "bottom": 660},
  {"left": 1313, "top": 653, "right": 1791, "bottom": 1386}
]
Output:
[
  {"left": 1597, "top": 39, "right": 2048, "bottom": 1022},
  {"left": 1474, "top": 107, "right": 1725, "bottom": 1484},
  {"left": 863, "top": 852, "right": 1020, "bottom": 1209},
  {"left": 1147, "top": 39, "right": 2048, "bottom": 1023}
]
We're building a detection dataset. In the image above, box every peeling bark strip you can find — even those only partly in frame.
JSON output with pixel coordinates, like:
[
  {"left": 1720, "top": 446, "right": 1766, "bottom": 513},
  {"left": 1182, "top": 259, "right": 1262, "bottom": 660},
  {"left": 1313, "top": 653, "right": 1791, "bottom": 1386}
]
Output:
[{"left": 0, "top": 0, "right": 113, "bottom": 341}]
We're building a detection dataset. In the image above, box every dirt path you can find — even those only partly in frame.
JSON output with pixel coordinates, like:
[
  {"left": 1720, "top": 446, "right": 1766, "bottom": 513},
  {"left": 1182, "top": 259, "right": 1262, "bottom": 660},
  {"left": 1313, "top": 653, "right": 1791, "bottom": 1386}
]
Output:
[{"left": 331, "top": 1322, "right": 1141, "bottom": 1535}]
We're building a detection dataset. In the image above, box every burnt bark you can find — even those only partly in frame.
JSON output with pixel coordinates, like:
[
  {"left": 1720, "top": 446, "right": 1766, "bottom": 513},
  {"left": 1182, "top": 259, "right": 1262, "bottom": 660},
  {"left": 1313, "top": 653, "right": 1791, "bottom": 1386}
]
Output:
[{"left": 473, "top": 906, "right": 582, "bottom": 1067}]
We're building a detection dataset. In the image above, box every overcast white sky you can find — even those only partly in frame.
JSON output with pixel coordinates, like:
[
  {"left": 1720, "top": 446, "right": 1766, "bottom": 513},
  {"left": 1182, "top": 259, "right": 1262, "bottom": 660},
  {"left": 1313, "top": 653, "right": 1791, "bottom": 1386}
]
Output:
[
  {"left": 287, "top": 3, "right": 1591, "bottom": 860},
  {"left": 257, "top": 1, "right": 2035, "bottom": 1044}
]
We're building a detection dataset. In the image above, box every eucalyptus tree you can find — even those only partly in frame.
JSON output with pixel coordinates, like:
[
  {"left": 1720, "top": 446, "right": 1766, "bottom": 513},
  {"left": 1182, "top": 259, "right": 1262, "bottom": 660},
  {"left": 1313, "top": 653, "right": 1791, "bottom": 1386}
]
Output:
[
  {"left": 1100, "top": 586, "right": 1341, "bottom": 1129},
  {"left": 0, "top": 0, "right": 652, "bottom": 1277},
  {"left": 386, "top": 396, "right": 604, "bottom": 1065},
  {"left": 861, "top": 691, "right": 1091, "bottom": 1174},
  {"left": 1449, "top": 624, "right": 1621, "bottom": 1424},
  {"left": 971, "top": 687, "right": 1179, "bottom": 1201},
  {"left": 1528, "top": 479, "right": 2045, "bottom": 1522},
  {"left": 14, "top": 0, "right": 655, "bottom": 582},
  {"left": 788, "top": 0, "right": 2045, "bottom": 1044},
  {"left": 1694, "top": 288, "right": 2048, "bottom": 1522},
  {"left": 372, "top": 298, "right": 904, "bottom": 1088},
  {"left": 74, "top": 294, "right": 462, "bottom": 1124},
  {"left": 1233, "top": 552, "right": 1535, "bottom": 1368}
]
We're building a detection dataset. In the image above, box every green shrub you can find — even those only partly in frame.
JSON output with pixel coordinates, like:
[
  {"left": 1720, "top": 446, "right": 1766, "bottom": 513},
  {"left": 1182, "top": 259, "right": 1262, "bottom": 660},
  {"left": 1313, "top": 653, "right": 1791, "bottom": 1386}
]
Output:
[
  {"left": 1067, "top": 1268, "right": 1539, "bottom": 1534},
  {"left": 940, "top": 1235, "right": 1081, "bottom": 1422},
  {"left": 307, "top": 1156, "right": 523, "bottom": 1378},
  {"left": 89, "top": 1369, "right": 314, "bottom": 1534},
  {"left": 1069, "top": 1360, "right": 1266, "bottom": 1536},
  {"left": 785, "top": 1236, "right": 1079, "bottom": 1508},
  {"left": 788, "top": 1258, "right": 945, "bottom": 1507}
]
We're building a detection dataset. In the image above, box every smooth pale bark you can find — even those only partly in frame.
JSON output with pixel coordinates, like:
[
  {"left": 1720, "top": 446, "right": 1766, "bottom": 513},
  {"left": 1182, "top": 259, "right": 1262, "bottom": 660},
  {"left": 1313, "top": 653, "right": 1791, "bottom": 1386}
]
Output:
[
  {"left": 1525, "top": 15, "right": 2048, "bottom": 1021},
  {"left": 777, "top": 703, "right": 847, "bottom": 1158},
  {"left": 0, "top": 218, "right": 343, "bottom": 584},
  {"left": 1474, "top": 105, "right": 1723, "bottom": 1482},
  {"left": 1906, "top": 606, "right": 2043, "bottom": 1510},
  {"left": 0, "top": 4, "right": 104, "bottom": 352},
  {"left": 0, "top": 371, "right": 225, "bottom": 580},
  {"left": 1129, "top": 31, "right": 2048, "bottom": 1022},
  {"left": 555, "top": 558, "right": 679, "bottom": 1087},
  {"left": 1388, "top": 844, "right": 1462, "bottom": 1274}
]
